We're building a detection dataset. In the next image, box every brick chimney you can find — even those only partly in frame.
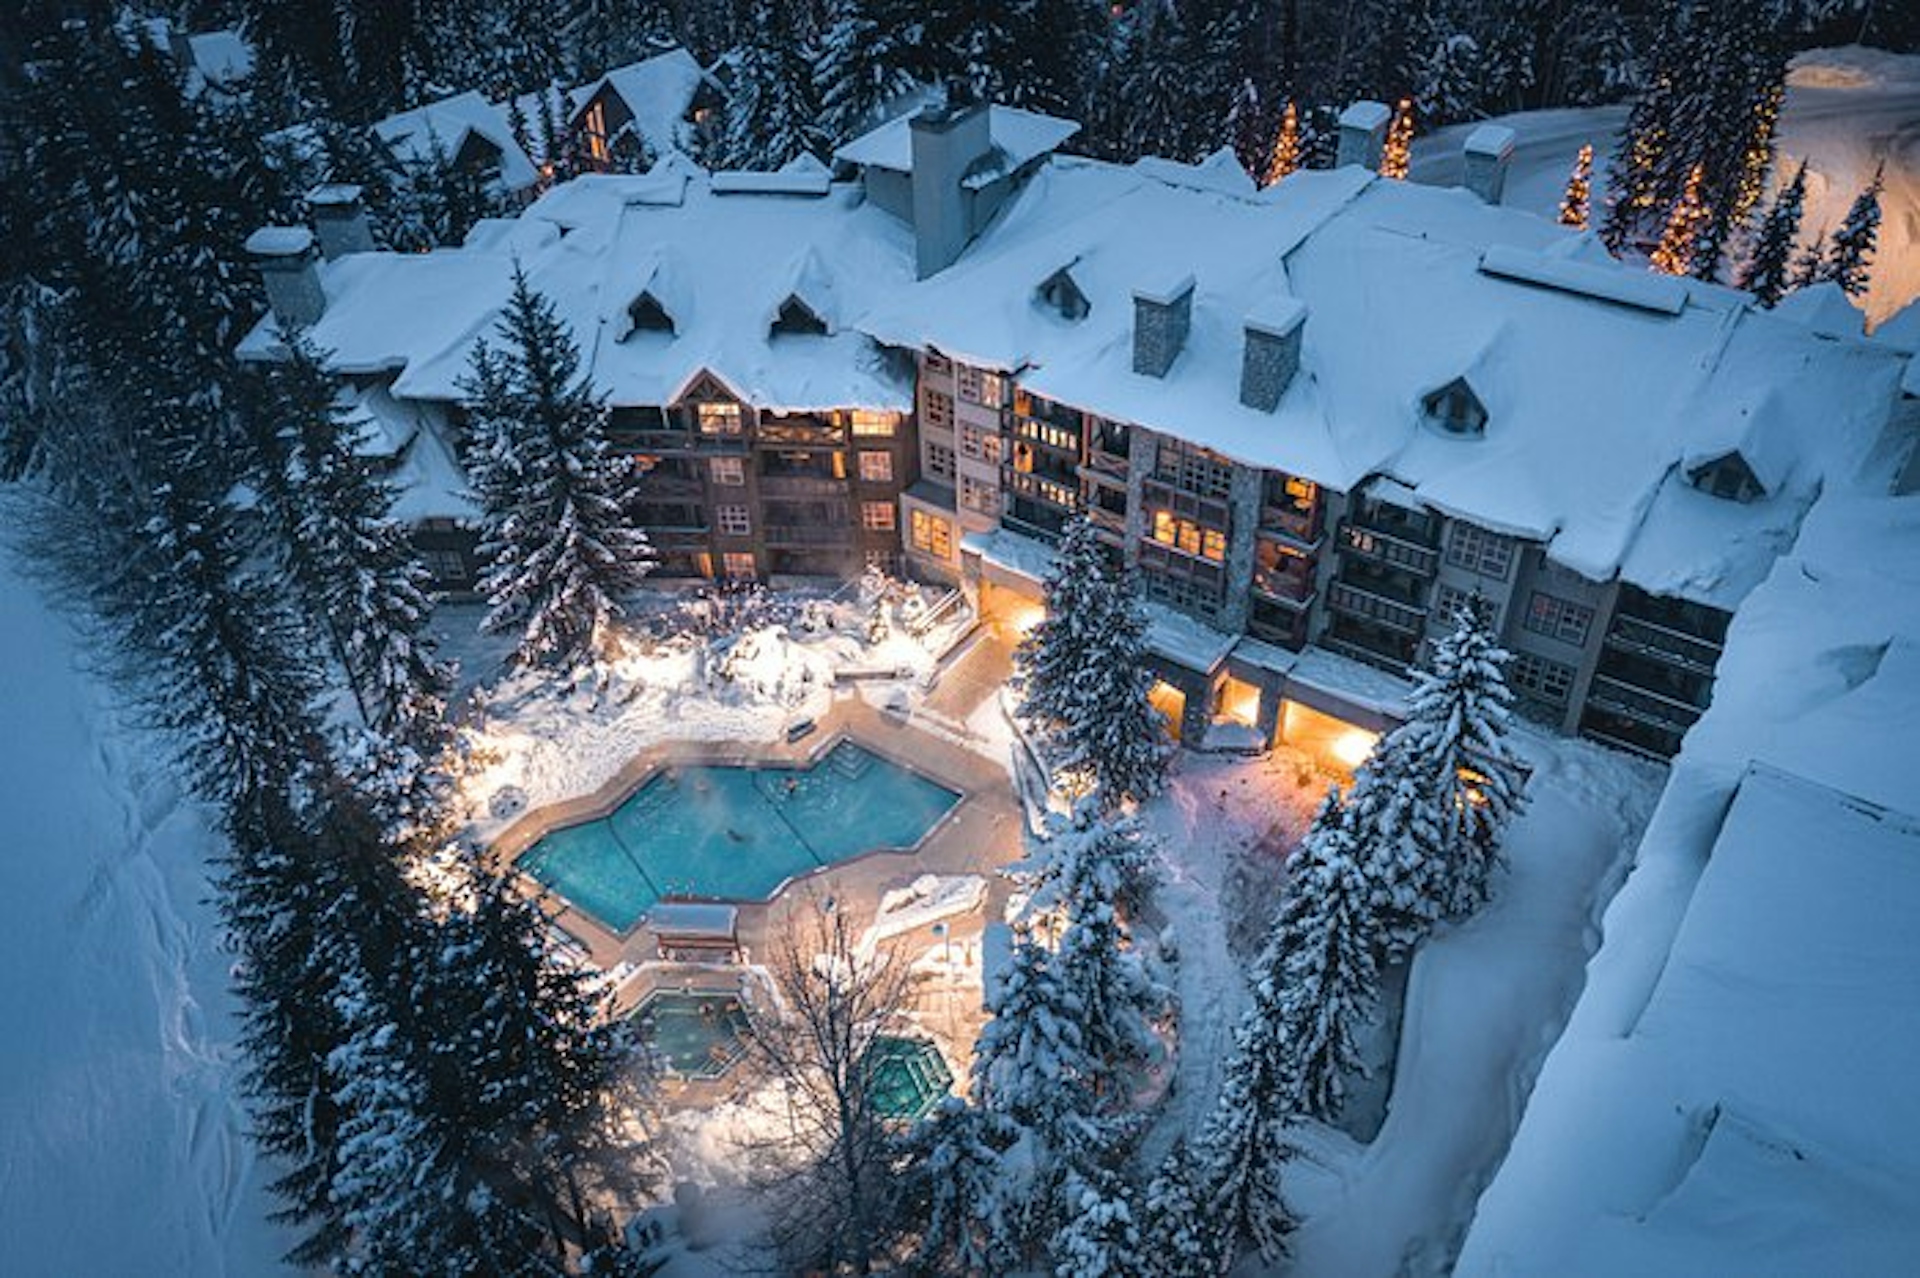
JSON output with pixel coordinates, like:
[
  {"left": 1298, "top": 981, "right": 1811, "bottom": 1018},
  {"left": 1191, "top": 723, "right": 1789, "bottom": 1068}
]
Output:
[
  {"left": 1336, "top": 100, "right": 1392, "bottom": 173},
  {"left": 1133, "top": 271, "right": 1195, "bottom": 378},
  {"left": 308, "top": 183, "right": 375, "bottom": 259},
  {"left": 246, "top": 226, "right": 325, "bottom": 328},
  {"left": 1463, "top": 124, "right": 1517, "bottom": 205},
  {"left": 1240, "top": 298, "right": 1307, "bottom": 412},
  {"left": 909, "top": 94, "right": 993, "bottom": 280}
]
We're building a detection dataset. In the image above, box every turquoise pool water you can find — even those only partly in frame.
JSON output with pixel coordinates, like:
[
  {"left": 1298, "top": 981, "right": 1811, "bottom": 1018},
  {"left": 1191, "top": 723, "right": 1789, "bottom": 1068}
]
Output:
[
  {"left": 519, "top": 740, "right": 961, "bottom": 933},
  {"left": 631, "top": 991, "right": 749, "bottom": 1079}
]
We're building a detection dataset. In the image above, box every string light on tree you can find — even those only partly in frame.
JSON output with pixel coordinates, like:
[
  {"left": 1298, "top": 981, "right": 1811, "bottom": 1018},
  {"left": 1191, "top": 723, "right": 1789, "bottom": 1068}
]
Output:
[
  {"left": 1650, "top": 163, "right": 1710, "bottom": 276},
  {"left": 1559, "top": 144, "right": 1593, "bottom": 230},
  {"left": 1263, "top": 101, "right": 1301, "bottom": 187},
  {"left": 1381, "top": 98, "right": 1414, "bottom": 180}
]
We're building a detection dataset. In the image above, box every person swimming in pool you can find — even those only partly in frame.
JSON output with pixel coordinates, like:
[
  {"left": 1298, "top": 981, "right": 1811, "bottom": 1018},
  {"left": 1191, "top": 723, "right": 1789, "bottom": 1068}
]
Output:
[{"left": 784, "top": 776, "right": 799, "bottom": 797}]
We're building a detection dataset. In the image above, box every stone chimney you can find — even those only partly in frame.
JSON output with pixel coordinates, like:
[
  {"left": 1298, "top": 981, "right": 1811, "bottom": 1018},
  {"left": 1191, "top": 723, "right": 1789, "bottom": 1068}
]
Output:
[
  {"left": 1336, "top": 100, "right": 1392, "bottom": 173},
  {"left": 1463, "top": 124, "right": 1517, "bottom": 205},
  {"left": 909, "top": 97, "right": 993, "bottom": 280},
  {"left": 308, "top": 183, "right": 375, "bottom": 259},
  {"left": 1240, "top": 298, "right": 1307, "bottom": 412},
  {"left": 246, "top": 226, "right": 325, "bottom": 328},
  {"left": 1133, "top": 272, "right": 1195, "bottom": 379}
]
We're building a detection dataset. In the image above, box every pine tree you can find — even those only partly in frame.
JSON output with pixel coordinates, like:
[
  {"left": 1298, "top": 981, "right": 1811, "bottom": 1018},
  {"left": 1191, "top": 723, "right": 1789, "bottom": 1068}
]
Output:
[
  {"left": 1737, "top": 159, "right": 1807, "bottom": 307},
  {"left": 461, "top": 266, "right": 655, "bottom": 668},
  {"left": 1263, "top": 101, "right": 1303, "bottom": 187},
  {"left": 1380, "top": 97, "right": 1415, "bottom": 181},
  {"left": 1822, "top": 164, "right": 1884, "bottom": 298},
  {"left": 1052, "top": 1167, "right": 1147, "bottom": 1278},
  {"left": 250, "top": 329, "right": 454, "bottom": 756},
  {"left": 1273, "top": 796, "right": 1381, "bottom": 1120},
  {"left": 1791, "top": 229, "right": 1830, "bottom": 291},
  {"left": 1195, "top": 1003, "right": 1299, "bottom": 1267},
  {"left": 718, "top": 3, "right": 825, "bottom": 168},
  {"left": 909, "top": 1099, "right": 1021, "bottom": 1275},
  {"left": 1341, "top": 723, "right": 1451, "bottom": 957},
  {"left": 1650, "top": 162, "right": 1710, "bottom": 276},
  {"left": 814, "top": 0, "right": 918, "bottom": 146},
  {"left": 1048, "top": 817, "right": 1163, "bottom": 1090},
  {"left": 1559, "top": 142, "right": 1593, "bottom": 229},
  {"left": 1140, "top": 1139, "right": 1216, "bottom": 1278},
  {"left": 1394, "top": 601, "right": 1527, "bottom": 918},
  {"left": 1014, "top": 515, "right": 1172, "bottom": 809}
]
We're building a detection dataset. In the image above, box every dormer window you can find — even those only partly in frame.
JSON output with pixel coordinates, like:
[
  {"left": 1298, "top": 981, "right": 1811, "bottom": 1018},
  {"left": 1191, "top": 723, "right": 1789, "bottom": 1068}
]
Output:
[
  {"left": 1038, "top": 267, "right": 1090, "bottom": 321},
  {"left": 626, "top": 291, "right": 674, "bottom": 336},
  {"left": 1423, "top": 378, "right": 1488, "bottom": 437},
  {"left": 771, "top": 295, "right": 828, "bottom": 337},
  {"left": 1688, "top": 452, "right": 1765, "bottom": 503}
]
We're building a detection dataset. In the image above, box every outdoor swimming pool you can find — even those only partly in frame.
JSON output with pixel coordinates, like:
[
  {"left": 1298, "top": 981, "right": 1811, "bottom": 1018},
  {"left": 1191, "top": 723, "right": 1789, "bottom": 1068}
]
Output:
[
  {"left": 518, "top": 740, "right": 962, "bottom": 933},
  {"left": 630, "top": 990, "right": 750, "bottom": 1080}
]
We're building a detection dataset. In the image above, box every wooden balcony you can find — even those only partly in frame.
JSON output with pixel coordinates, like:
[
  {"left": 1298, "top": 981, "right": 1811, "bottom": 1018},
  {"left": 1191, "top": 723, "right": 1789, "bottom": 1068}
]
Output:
[{"left": 1336, "top": 519, "right": 1439, "bottom": 576}]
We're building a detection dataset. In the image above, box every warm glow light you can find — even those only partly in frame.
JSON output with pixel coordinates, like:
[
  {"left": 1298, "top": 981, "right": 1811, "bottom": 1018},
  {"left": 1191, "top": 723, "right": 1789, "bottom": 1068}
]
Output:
[
  {"left": 1330, "top": 728, "right": 1379, "bottom": 770},
  {"left": 1004, "top": 600, "right": 1045, "bottom": 636}
]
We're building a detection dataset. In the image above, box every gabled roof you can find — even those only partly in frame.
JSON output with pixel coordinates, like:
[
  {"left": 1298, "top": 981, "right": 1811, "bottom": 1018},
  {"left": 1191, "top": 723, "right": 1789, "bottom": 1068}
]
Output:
[
  {"left": 372, "top": 91, "right": 538, "bottom": 192},
  {"left": 832, "top": 105, "right": 1080, "bottom": 176},
  {"left": 569, "top": 47, "right": 714, "bottom": 159}
]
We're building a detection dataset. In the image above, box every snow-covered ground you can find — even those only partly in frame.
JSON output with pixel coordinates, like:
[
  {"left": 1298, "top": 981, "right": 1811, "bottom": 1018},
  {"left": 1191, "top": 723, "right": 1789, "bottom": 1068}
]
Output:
[
  {"left": 0, "top": 553, "right": 293, "bottom": 1275},
  {"left": 1411, "top": 45, "right": 1920, "bottom": 326}
]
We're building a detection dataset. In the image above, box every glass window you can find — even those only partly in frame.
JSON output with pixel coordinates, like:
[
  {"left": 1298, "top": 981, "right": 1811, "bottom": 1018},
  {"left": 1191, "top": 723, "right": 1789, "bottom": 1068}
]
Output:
[
  {"left": 716, "top": 504, "right": 751, "bottom": 536},
  {"left": 697, "top": 402, "right": 742, "bottom": 435},
  {"left": 926, "top": 443, "right": 955, "bottom": 480},
  {"left": 961, "top": 476, "right": 998, "bottom": 515},
  {"left": 850, "top": 410, "right": 896, "bottom": 437},
  {"left": 1523, "top": 591, "right": 1594, "bottom": 646},
  {"left": 921, "top": 390, "right": 953, "bottom": 432},
  {"left": 1445, "top": 524, "right": 1514, "bottom": 578},
  {"left": 722, "top": 552, "right": 756, "bottom": 580},
  {"left": 858, "top": 450, "right": 893, "bottom": 483},
  {"left": 1151, "top": 510, "right": 1225, "bottom": 562},
  {"left": 1509, "top": 650, "right": 1575, "bottom": 705},
  {"left": 861, "top": 501, "right": 896, "bottom": 531},
  {"left": 1433, "top": 582, "right": 1495, "bottom": 629},
  {"left": 710, "top": 456, "right": 745, "bottom": 486},
  {"left": 911, "top": 509, "right": 954, "bottom": 559}
]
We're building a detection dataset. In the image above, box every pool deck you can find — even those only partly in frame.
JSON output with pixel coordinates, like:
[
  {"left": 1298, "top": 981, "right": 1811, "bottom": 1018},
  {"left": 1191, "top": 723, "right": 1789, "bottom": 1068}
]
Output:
[{"left": 489, "top": 690, "right": 1025, "bottom": 998}]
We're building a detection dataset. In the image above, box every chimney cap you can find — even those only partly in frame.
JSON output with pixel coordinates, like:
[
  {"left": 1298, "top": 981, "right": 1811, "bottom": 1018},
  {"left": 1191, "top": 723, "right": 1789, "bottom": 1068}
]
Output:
[
  {"left": 1464, "top": 124, "right": 1517, "bottom": 160},
  {"left": 245, "top": 225, "right": 315, "bottom": 258},
  {"left": 1246, "top": 296, "right": 1307, "bottom": 339},
  {"left": 308, "top": 182, "right": 365, "bottom": 207},
  {"left": 1134, "top": 271, "right": 1195, "bottom": 308},
  {"left": 1339, "top": 100, "right": 1392, "bottom": 131}
]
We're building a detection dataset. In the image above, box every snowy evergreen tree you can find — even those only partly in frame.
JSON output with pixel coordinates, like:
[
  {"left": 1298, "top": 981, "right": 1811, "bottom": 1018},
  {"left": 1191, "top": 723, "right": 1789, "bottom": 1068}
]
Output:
[
  {"left": 1821, "top": 164, "right": 1885, "bottom": 298},
  {"left": 1014, "top": 515, "right": 1172, "bottom": 810},
  {"left": 461, "top": 266, "right": 655, "bottom": 668},
  {"left": 249, "top": 329, "right": 454, "bottom": 756},
  {"left": 1194, "top": 999, "right": 1299, "bottom": 1267},
  {"left": 1052, "top": 1167, "right": 1147, "bottom": 1278},
  {"left": 908, "top": 1099, "right": 1022, "bottom": 1275},
  {"left": 814, "top": 0, "right": 919, "bottom": 146},
  {"left": 571, "top": 0, "right": 678, "bottom": 80},
  {"left": 1272, "top": 793, "right": 1381, "bottom": 1120},
  {"left": 1341, "top": 722, "right": 1451, "bottom": 957},
  {"left": 1792, "top": 228, "right": 1831, "bottom": 291},
  {"left": 717, "top": 3, "right": 825, "bottom": 168},
  {"left": 1395, "top": 601, "right": 1527, "bottom": 917},
  {"left": 1559, "top": 142, "right": 1594, "bottom": 229},
  {"left": 1738, "top": 159, "right": 1808, "bottom": 306},
  {"left": 1650, "top": 162, "right": 1710, "bottom": 276},
  {"left": 1140, "top": 1139, "right": 1217, "bottom": 1278}
]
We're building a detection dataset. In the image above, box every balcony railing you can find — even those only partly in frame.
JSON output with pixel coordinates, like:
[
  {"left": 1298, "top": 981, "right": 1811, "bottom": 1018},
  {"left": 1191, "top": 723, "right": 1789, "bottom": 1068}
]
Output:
[
  {"left": 1603, "top": 614, "right": 1722, "bottom": 674},
  {"left": 764, "top": 525, "right": 853, "bottom": 547},
  {"left": 1259, "top": 507, "right": 1321, "bottom": 549},
  {"left": 1326, "top": 580, "right": 1428, "bottom": 634},
  {"left": 1337, "top": 520, "right": 1440, "bottom": 576},
  {"left": 758, "top": 474, "right": 845, "bottom": 496},
  {"left": 643, "top": 524, "right": 710, "bottom": 547},
  {"left": 1585, "top": 674, "right": 1707, "bottom": 729},
  {"left": 1319, "top": 628, "right": 1415, "bottom": 674}
]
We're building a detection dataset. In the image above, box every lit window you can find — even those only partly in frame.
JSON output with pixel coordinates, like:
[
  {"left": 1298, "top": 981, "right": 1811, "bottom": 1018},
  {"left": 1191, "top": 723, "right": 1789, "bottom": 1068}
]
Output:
[
  {"left": 862, "top": 501, "right": 896, "bottom": 531},
  {"left": 710, "top": 457, "right": 745, "bottom": 486},
  {"left": 584, "top": 102, "right": 608, "bottom": 163},
  {"left": 1151, "top": 511, "right": 1225, "bottom": 562},
  {"left": 722, "top": 552, "right": 756, "bottom": 580},
  {"left": 716, "top": 504, "right": 751, "bottom": 536},
  {"left": 911, "top": 509, "right": 954, "bottom": 558},
  {"left": 858, "top": 451, "right": 893, "bottom": 483},
  {"left": 960, "top": 424, "right": 1002, "bottom": 463},
  {"left": 850, "top": 411, "right": 895, "bottom": 437},
  {"left": 697, "top": 402, "right": 743, "bottom": 434}
]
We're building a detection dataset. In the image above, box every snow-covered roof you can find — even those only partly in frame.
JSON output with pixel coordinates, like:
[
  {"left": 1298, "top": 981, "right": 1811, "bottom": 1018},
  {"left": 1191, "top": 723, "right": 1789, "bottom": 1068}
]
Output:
[
  {"left": 1772, "top": 279, "right": 1867, "bottom": 338},
  {"left": 372, "top": 91, "right": 539, "bottom": 192},
  {"left": 864, "top": 157, "right": 1903, "bottom": 607},
  {"left": 569, "top": 47, "right": 713, "bottom": 159},
  {"left": 832, "top": 105, "right": 1080, "bottom": 176},
  {"left": 1461, "top": 486, "right": 1920, "bottom": 1275}
]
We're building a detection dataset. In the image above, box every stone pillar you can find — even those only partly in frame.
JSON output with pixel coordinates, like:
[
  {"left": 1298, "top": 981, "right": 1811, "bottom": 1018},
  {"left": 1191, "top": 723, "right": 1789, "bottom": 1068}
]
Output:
[
  {"left": 1336, "top": 100, "right": 1392, "bottom": 172},
  {"left": 1463, "top": 124, "right": 1517, "bottom": 205},
  {"left": 309, "top": 183, "right": 376, "bottom": 259},
  {"left": 245, "top": 226, "right": 325, "bottom": 328},
  {"left": 1132, "top": 273, "right": 1194, "bottom": 378},
  {"left": 1240, "top": 298, "right": 1307, "bottom": 412},
  {"left": 1219, "top": 462, "right": 1263, "bottom": 635}
]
